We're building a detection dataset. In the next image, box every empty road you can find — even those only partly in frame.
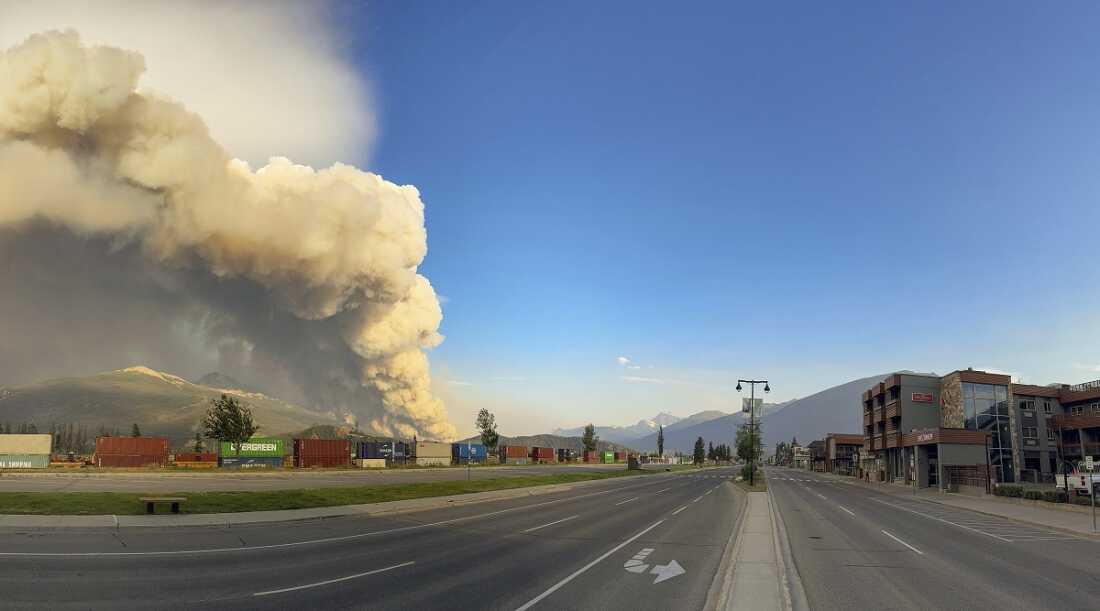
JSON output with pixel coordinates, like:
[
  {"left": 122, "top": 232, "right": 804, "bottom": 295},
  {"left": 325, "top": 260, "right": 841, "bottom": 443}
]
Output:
[
  {"left": 0, "top": 467, "right": 743, "bottom": 609},
  {"left": 767, "top": 466, "right": 1100, "bottom": 610}
]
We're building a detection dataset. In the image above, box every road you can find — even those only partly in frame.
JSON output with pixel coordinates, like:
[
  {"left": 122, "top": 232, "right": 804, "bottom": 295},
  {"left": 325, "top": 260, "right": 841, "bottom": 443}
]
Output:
[
  {"left": 766, "top": 465, "right": 1100, "bottom": 610},
  {"left": 0, "top": 463, "right": 631, "bottom": 492},
  {"left": 0, "top": 466, "right": 743, "bottom": 610}
]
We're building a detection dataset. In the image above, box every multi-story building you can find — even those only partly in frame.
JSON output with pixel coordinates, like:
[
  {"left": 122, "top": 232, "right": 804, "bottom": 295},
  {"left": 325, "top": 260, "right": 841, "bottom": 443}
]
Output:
[
  {"left": 807, "top": 440, "right": 826, "bottom": 472},
  {"left": 861, "top": 369, "right": 1100, "bottom": 489},
  {"left": 824, "top": 433, "right": 862, "bottom": 475}
]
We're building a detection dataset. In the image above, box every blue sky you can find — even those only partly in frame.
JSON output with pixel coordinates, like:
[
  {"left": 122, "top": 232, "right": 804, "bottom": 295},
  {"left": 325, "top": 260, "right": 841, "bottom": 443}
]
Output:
[{"left": 341, "top": 2, "right": 1100, "bottom": 435}]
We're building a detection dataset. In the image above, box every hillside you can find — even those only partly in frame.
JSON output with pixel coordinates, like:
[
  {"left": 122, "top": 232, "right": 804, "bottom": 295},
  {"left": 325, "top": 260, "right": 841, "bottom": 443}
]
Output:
[
  {"left": 459, "top": 433, "right": 634, "bottom": 453},
  {"left": 0, "top": 367, "right": 346, "bottom": 447},
  {"left": 641, "top": 374, "right": 888, "bottom": 454}
]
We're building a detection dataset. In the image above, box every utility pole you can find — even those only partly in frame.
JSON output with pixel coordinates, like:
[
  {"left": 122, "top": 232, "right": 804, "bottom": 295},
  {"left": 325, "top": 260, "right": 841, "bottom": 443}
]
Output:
[{"left": 737, "top": 378, "right": 770, "bottom": 487}]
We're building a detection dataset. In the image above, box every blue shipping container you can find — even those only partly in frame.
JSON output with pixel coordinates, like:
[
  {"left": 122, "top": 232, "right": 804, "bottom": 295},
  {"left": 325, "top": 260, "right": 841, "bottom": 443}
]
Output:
[
  {"left": 452, "top": 443, "right": 488, "bottom": 462},
  {"left": 356, "top": 440, "right": 410, "bottom": 461},
  {"left": 219, "top": 456, "right": 283, "bottom": 469}
]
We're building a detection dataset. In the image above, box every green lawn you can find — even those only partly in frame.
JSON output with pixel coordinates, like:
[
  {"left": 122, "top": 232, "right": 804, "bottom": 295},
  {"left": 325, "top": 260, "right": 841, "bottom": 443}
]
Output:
[{"left": 0, "top": 469, "right": 652, "bottom": 515}]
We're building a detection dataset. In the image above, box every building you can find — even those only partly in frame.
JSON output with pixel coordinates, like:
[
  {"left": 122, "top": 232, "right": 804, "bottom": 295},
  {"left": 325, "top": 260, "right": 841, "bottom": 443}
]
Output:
[
  {"left": 824, "top": 433, "right": 862, "bottom": 475},
  {"left": 792, "top": 444, "right": 811, "bottom": 469},
  {"left": 862, "top": 369, "right": 1100, "bottom": 490},
  {"left": 807, "top": 440, "right": 826, "bottom": 472}
]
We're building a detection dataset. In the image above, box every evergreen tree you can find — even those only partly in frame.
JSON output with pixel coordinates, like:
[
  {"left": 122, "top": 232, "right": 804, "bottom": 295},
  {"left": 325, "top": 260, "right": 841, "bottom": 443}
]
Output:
[{"left": 693, "top": 437, "right": 706, "bottom": 465}]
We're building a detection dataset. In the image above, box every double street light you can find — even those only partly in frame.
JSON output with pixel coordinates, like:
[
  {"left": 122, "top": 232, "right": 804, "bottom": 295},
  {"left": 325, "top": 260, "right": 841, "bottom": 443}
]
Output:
[{"left": 736, "top": 378, "right": 769, "bottom": 486}]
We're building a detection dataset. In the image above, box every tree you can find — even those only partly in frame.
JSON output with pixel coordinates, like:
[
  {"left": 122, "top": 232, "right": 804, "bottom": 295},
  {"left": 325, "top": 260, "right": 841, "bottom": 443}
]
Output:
[
  {"left": 736, "top": 423, "right": 762, "bottom": 464},
  {"left": 693, "top": 437, "right": 706, "bottom": 466},
  {"left": 582, "top": 423, "right": 598, "bottom": 453},
  {"left": 707, "top": 441, "right": 715, "bottom": 462},
  {"left": 657, "top": 425, "right": 665, "bottom": 457},
  {"left": 476, "top": 408, "right": 500, "bottom": 451},
  {"left": 131, "top": 423, "right": 141, "bottom": 437},
  {"left": 202, "top": 394, "right": 259, "bottom": 455},
  {"left": 192, "top": 432, "right": 205, "bottom": 453}
]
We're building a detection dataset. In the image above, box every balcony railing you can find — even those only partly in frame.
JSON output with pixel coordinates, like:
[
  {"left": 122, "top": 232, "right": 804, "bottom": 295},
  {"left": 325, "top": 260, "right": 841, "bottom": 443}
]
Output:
[{"left": 1068, "top": 379, "right": 1100, "bottom": 393}]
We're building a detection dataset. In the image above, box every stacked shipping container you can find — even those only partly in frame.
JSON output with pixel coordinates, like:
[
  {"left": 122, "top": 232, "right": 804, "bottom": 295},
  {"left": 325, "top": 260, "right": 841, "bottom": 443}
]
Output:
[
  {"left": 0, "top": 434, "right": 52, "bottom": 468},
  {"left": 452, "top": 443, "right": 488, "bottom": 464},
  {"left": 173, "top": 452, "right": 218, "bottom": 469},
  {"left": 294, "top": 439, "right": 351, "bottom": 468},
  {"left": 95, "top": 437, "right": 169, "bottom": 467},
  {"left": 356, "top": 440, "right": 411, "bottom": 465},
  {"left": 500, "top": 445, "right": 529, "bottom": 465},
  {"left": 415, "top": 441, "right": 451, "bottom": 466}
]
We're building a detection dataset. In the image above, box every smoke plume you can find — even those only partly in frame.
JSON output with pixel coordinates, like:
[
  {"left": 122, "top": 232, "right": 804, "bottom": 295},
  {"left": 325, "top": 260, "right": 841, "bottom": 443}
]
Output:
[{"left": 0, "top": 31, "right": 456, "bottom": 440}]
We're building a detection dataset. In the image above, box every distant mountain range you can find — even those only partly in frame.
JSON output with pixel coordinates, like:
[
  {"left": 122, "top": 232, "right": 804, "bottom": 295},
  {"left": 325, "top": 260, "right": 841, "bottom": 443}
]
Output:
[
  {"left": 0, "top": 366, "right": 345, "bottom": 446},
  {"left": 635, "top": 374, "right": 888, "bottom": 455},
  {"left": 551, "top": 412, "right": 682, "bottom": 444}
]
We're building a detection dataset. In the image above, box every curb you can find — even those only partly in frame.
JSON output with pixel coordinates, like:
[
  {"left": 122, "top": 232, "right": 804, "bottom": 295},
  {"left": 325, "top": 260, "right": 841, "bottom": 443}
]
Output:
[
  {"left": 769, "top": 489, "right": 807, "bottom": 611},
  {"left": 704, "top": 482, "right": 749, "bottom": 611},
  {"left": 0, "top": 468, "right": 693, "bottom": 529}
]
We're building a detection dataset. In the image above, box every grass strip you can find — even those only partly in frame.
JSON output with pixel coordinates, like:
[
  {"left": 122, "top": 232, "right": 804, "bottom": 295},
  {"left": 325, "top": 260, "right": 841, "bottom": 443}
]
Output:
[
  {"left": 0, "top": 469, "right": 653, "bottom": 515},
  {"left": 732, "top": 478, "right": 768, "bottom": 493}
]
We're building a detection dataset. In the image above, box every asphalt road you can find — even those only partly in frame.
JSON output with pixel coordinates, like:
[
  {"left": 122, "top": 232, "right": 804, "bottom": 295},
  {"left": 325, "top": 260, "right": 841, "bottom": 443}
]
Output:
[
  {"left": 0, "top": 466, "right": 743, "bottom": 610},
  {"left": 766, "top": 465, "right": 1100, "bottom": 610},
  {"left": 0, "top": 463, "right": 632, "bottom": 492}
]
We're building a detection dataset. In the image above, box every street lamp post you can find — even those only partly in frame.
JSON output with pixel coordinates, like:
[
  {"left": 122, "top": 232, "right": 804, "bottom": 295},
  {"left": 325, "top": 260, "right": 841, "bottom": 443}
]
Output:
[{"left": 737, "top": 378, "right": 770, "bottom": 487}]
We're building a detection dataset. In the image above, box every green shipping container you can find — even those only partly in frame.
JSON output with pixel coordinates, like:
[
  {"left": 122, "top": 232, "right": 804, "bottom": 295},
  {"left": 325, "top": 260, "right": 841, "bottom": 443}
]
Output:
[
  {"left": 219, "top": 437, "right": 285, "bottom": 457},
  {"left": 0, "top": 454, "right": 50, "bottom": 468},
  {"left": 602, "top": 451, "right": 615, "bottom": 463}
]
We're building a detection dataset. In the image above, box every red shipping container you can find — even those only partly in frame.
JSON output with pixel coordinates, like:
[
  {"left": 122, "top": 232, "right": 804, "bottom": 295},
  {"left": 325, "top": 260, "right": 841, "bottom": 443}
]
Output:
[
  {"left": 530, "top": 447, "right": 555, "bottom": 463},
  {"left": 173, "top": 452, "right": 217, "bottom": 463},
  {"left": 96, "top": 454, "right": 168, "bottom": 467},
  {"left": 500, "top": 445, "right": 528, "bottom": 458},
  {"left": 293, "top": 439, "right": 351, "bottom": 468},
  {"left": 95, "top": 436, "right": 169, "bottom": 456},
  {"left": 583, "top": 450, "right": 598, "bottom": 463},
  {"left": 614, "top": 451, "right": 626, "bottom": 461}
]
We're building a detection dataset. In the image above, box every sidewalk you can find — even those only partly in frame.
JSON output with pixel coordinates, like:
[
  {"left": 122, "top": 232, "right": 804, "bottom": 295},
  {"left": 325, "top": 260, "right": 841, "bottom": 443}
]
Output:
[{"left": 709, "top": 491, "right": 795, "bottom": 611}]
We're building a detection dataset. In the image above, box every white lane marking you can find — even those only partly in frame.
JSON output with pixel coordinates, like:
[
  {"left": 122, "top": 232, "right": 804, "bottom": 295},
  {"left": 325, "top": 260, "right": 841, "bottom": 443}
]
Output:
[
  {"left": 691, "top": 496, "right": 703, "bottom": 503},
  {"left": 615, "top": 497, "right": 639, "bottom": 506},
  {"left": 672, "top": 506, "right": 687, "bottom": 515},
  {"left": 704, "top": 490, "right": 713, "bottom": 496},
  {"left": 0, "top": 475, "right": 672, "bottom": 557},
  {"left": 523, "top": 515, "right": 580, "bottom": 533},
  {"left": 655, "top": 488, "right": 670, "bottom": 494},
  {"left": 514, "top": 519, "right": 666, "bottom": 611},
  {"left": 838, "top": 506, "right": 855, "bottom": 516},
  {"left": 253, "top": 561, "right": 415, "bottom": 596},
  {"left": 872, "top": 499, "right": 1011, "bottom": 542},
  {"left": 814, "top": 492, "right": 827, "bottom": 500},
  {"left": 881, "top": 530, "right": 923, "bottom": 555}
]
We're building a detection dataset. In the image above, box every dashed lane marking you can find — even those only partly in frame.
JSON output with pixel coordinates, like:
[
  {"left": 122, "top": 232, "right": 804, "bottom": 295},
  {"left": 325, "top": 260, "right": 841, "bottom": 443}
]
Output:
[
  {"left": 523, "top": 515, "right": 580, "bottom": 533},
  {"left": 881, "top": 530, "right": 923, "bottom": 555},
  {"left": 253, "top": 561, "right": 415, "bottom": 597}
]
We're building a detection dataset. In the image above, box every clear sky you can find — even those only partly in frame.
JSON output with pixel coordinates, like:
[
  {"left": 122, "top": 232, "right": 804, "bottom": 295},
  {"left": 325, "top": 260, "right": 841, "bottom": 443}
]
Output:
[{"left": 337, "top": 1, "right": 1100, "bottom": 436}]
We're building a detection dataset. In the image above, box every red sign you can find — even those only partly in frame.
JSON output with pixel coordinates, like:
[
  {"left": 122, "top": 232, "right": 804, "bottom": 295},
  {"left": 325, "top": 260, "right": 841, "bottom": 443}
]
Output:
[
  {"left": 912, "top": 392, "right": 934, "bottom": 403},
  {"left": 916, "top": 432, "right": 935, "bottom": 443}
]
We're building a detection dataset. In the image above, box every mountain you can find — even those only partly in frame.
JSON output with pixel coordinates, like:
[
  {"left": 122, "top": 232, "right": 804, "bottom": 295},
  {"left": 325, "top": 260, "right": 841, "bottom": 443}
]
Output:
[
  {"left": 0, "top": 366, "right": 346, "bottom": 447},
  {"left": 634, "top": 374, "right": 888, "bottom": 454},
  {"left": 551, "top": 412, "right": 681, "bottom": 444},
  {"left": 663, "top": 410, "right": 731, "bottom": 433},
  {"left": 459, "top": 433, "right": 634, "bottom": 453},
  {"left": 195, "top": 372, "right": 263, "bottom": 394}
]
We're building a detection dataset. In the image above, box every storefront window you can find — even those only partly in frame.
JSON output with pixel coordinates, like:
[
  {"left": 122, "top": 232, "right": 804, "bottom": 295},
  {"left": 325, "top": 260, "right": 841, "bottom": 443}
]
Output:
[{"left": 963, "top": 382, "right": 1014, "bottom": 482}]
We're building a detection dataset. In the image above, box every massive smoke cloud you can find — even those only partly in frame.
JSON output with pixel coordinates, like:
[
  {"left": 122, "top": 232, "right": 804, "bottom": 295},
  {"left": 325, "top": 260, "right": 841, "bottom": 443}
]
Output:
[{"left": 0, "top": 31, "right": 456, "bottom": 440}]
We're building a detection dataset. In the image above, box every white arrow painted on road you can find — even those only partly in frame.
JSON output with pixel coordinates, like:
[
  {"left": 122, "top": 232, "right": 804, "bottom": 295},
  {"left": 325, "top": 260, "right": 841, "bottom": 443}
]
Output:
[
  {"left": 649, "top": 559, "right": 685, "bottom": 584},
  {"left": 623, "top": 547, "right": 653, "bottom": 573}
]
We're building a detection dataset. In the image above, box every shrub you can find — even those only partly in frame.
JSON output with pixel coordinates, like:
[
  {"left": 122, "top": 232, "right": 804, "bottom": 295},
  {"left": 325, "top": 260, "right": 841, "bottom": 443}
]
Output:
[
  {"left": 1042, "top": 490, "right": 1067, "bottom": 503},
  {"left": 995, "top": 485, "right": 1024, "bottom": 498},
  {"left": 1024, "top": 490, "right": 1043, "bottom": 500},
  {"left": 740, "top": 464, "right": 755, "bottom": 481}
]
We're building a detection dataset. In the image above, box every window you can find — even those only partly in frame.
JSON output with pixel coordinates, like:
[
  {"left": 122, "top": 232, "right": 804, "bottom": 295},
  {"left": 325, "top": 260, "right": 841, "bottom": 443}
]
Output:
[
  {"left": 1022, "top": 427, "right": 1037, "bottom": 439},
  {"left": 1047, "top": 429, "right": 1056, "bottom": 441},
  {"left": 1043, "top": 400, "right": 1053, "bottom": 414},
  {"left": 1019, "top": 400, "right": 1034, "bottom": 412},
  {"left": 1093, "top": 403, "right": 1100, "bottom": 414},
  {"left": 1072, "top": 405, "right": 1083, "bottom": 416}
]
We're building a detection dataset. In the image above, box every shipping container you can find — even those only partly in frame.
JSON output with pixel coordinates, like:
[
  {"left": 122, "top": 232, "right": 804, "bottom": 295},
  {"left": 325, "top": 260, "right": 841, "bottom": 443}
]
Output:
[
  {"left": 173, "top": 452, "right": 217, "bottom": 463},
  {"left": 452, "top": 443, "right": 488, "bottom": 464},
  {"left": 173, "top": 461, "right": 218, "bottom": 469},
  {"left": 353, "top": 458, "right": 386, "bottom": 468},
  {"left": 0, "top": 454, "right": 50, "bottom": 469},
  {"left": 601, "top": 451, "right": 615, "bottom": 463},
  {"left": 614, "top": 451, "right": 627, "bottom": 462},
  {"left": 219, "top": 456, "right": 283, "bottom": 469},
  {"left": 530, "top": 447, "right": 555, "bottom": 464},
  {"left": 0, "top": 434, "right": 52, "bottom": 455},
  {"left": 95, "top": 436, "right": 169, "bottom": 456},
  {"left": 293, "top": 439, "right": 351, "bottom": 468},
  {"left": 357, "top": 441, "right": 390, "bottom": 459},
  {"left": 415, "top": 441, "right": 451, "bottom": 458},
  {"left": 96, "top": 454, "right": 168, "bottom": 467},
  {"left": 557, "top": 448, "right": 578, "bottom": 462},
  {"left": 583, "top": 450, "right": 599, "bottom": 463},
  {"left": 415, "top": 456, "right": 452, "bottom": 467},
  {"left": 500, "top": 445, "right": 528, "bottom": 459},
  {"left": 219, "top": 437, "right": 285, "bottom": 458}
]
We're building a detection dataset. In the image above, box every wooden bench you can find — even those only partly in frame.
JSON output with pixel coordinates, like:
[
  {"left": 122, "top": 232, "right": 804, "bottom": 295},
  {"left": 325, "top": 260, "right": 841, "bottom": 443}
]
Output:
[{"left": 139, "top": 496, "right": 187, "bottom": 514}]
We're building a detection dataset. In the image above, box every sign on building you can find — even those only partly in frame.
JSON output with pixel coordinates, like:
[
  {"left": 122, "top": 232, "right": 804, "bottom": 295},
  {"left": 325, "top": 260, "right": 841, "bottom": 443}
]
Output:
[{"left": 912, "top": 392, "right": 934, "bottom": 403}]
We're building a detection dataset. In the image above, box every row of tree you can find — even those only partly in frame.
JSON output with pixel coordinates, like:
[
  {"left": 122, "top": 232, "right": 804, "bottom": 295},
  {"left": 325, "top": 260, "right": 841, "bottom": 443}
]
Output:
[
  {"left": 1, "top": 422, "right": 149, "bottom": 454},
  {"left": 475, "top": 409, "right": 604, "bottom": 454}
]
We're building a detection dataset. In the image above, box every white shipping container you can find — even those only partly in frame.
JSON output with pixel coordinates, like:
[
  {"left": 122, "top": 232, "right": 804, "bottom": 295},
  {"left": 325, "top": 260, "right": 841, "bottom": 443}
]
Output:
[
  {"left": 415, "top": 441, "right": 451, "bottom": 458},
  {"left": 353, "top": 458, "right": 386, "bottom": 469},
  {"left": 0, "top": 434, "right": 52, "bottom": 455},
  {"left": 416, "top": 456, "right": 451, "bottom": 467}
]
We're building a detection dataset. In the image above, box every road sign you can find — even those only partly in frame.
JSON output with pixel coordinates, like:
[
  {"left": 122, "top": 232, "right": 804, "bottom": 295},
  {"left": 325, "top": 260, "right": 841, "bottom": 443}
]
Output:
[
  {"left": 742, "top": 398, "right": 762, "bottom": 413},
  {"left": 1086, "top": 456, "right": 1094, "bottom": 472}
]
